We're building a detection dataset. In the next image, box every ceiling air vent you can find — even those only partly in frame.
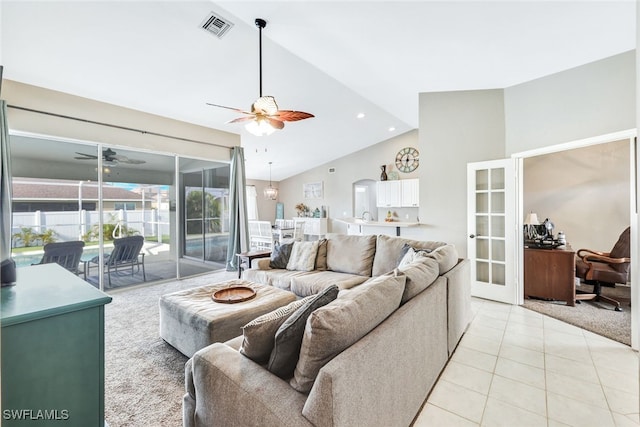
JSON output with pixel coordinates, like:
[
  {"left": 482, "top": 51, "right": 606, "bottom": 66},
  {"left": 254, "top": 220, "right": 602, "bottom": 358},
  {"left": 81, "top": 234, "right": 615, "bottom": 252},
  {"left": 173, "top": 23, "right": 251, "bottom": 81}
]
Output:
[{"left": 201, "top": 12, "right": 234, "bottom": 39}]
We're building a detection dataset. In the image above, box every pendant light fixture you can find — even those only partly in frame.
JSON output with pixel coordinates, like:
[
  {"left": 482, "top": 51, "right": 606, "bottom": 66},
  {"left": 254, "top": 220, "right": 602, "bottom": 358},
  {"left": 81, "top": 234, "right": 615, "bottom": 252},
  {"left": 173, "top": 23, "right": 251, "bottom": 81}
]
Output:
[{"left": 263, "top": 162, "right": 278, "bottom": 200}]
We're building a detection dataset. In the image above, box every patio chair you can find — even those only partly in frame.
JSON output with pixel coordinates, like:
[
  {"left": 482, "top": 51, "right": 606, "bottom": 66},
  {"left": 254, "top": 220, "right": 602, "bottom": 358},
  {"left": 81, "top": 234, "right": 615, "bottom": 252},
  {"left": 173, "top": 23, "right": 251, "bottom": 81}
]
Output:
[
  {"left": 32, "top": 241, "right": 85, "bottom": 275},
  {"left": 87, "top": 235, "right": 146, "bottom": 287},
  {"left": 248, "top": 221, "right": 274, "bottom": 250}
]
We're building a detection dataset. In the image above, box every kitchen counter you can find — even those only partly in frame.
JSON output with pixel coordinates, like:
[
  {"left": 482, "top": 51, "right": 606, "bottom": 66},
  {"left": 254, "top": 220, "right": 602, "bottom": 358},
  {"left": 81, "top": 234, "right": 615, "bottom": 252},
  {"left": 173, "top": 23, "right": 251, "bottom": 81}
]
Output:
[
  {"left": 337, "top": 218, "right": 420, "bottom": 227},
  {"left": 336, "top": 218, "right": 420, "bottom": 236}
]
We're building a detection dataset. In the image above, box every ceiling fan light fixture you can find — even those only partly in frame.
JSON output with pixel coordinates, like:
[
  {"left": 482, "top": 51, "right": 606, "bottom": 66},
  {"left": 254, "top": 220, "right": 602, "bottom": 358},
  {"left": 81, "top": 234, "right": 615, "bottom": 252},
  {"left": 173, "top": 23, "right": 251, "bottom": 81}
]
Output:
[
  {"left": 206, "top": 17, "right": 313, "bottom": 133},
  {"left": 246, "top": 119, "right": 276, "bottom": 136}
]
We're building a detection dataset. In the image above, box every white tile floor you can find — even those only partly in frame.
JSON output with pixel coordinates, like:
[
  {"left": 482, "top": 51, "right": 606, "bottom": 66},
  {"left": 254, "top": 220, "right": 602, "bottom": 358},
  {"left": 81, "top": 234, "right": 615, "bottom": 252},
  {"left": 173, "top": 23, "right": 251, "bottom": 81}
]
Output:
[{"left": 414, "top": 298, "right": 640, "bottom": 427}]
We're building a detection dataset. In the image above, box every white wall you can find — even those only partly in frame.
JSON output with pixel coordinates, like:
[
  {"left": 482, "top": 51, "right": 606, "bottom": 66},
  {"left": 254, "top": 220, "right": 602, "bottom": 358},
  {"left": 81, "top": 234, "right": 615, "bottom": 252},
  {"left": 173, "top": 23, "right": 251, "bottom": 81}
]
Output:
[
  {"left": 505, "top": 51, "right": 635, "bottom": 155},
  {"left": 4, "top": 80, "right": 239, "bottom": 161},
  {"left": 246, "top": 179, "right": 279, "bottom": 223}
]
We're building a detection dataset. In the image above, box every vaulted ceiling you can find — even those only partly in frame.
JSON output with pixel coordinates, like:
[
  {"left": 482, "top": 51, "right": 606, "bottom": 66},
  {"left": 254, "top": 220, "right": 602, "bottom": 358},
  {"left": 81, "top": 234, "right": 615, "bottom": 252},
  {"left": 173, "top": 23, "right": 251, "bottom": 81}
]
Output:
[{"left": 1, "top": 1, "right": 636, "bottom": 180}]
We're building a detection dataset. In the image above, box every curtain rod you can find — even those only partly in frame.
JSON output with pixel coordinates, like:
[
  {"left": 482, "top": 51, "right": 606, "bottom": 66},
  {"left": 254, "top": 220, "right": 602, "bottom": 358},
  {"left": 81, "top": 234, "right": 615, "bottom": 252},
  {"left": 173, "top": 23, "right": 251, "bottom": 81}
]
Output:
[{"left": 7, "top": 104, "right": 233, "bottom": 150}]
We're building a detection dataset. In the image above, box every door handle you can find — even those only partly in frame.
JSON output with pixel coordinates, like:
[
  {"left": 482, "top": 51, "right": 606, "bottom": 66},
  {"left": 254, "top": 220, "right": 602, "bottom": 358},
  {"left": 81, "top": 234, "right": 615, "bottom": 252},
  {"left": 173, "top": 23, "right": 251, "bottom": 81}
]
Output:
[{"left": 469, "top": 234, "right": 476, "bottom": 239}]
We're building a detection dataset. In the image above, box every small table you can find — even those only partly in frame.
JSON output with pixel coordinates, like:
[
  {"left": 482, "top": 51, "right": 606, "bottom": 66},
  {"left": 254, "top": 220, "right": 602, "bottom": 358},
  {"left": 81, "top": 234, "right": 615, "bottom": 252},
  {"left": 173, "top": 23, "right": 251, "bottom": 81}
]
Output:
[{"left": 236, "top": 250, "right": 271, "bottom": 278}]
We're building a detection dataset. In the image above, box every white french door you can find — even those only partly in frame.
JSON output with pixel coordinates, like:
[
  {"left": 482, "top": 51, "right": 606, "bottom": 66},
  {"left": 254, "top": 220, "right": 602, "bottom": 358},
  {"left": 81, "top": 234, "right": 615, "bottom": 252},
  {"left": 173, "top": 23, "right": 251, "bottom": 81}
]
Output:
[{"left": 467, "top": 158, "right": 518, "bottom": 304}]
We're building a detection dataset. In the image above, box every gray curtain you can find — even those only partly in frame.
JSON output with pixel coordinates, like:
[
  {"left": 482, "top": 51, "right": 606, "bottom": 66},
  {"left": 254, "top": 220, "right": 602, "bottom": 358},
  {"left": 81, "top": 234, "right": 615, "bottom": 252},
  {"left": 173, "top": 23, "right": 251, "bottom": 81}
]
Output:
[
  {"left": 0, "top": 100, "right": 12, "bottom": 263},
  {"left": 226, "top": 146, "right": 249, "bottom": 271}
]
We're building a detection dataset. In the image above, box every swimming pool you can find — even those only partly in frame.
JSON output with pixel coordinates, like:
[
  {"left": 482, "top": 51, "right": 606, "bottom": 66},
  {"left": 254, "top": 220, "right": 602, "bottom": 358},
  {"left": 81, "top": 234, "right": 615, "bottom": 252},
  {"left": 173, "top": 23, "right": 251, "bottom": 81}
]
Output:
[{"left": 13, "top": 246, "right": 105, "bottom": 268}]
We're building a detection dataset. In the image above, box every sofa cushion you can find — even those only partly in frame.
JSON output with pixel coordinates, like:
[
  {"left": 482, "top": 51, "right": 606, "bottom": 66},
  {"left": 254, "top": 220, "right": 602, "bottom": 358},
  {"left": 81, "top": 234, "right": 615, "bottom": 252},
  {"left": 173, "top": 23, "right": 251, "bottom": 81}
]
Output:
[
  {"left": 268, "top": 285, "right": 339, "bottom": 379},
  {"left": 426, "top": 244, "right": 458, "bottom": 274},
  {"left": 244, "top": 269, "right": 311, "bottom": 292},
  {"left": 290, "top": 270, "right": 369, "bottom": 297},
  {"left": 290, "top": 272, "right": 406, "bottom": 393},
  {"left": 397, "top": 256, "right": 439, "bottom": 303},
  {"left": 269, "top": 242, "right": 294, "bottom": 269},
  {"left": 240, "top": 296, "right": 313, "bottom": 363},
  {"left": 315, "top": 238, "right": 328, "bottom": 271},
  {"left": 326, "top": 234, "right": 376, "bottom": 276},
  {"left": 287, "top": 241, "right": 319, "bottom": 272},
  {"left": 372, "top": 235, "right": 447, "bottom": 276}
]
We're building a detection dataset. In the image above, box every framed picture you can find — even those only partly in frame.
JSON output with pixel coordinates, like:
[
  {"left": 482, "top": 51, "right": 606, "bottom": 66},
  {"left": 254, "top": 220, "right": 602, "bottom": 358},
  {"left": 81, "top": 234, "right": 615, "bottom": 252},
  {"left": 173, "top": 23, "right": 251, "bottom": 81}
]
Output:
[{"left": 303, "top": 181, "right": 323, "bottom": 199}]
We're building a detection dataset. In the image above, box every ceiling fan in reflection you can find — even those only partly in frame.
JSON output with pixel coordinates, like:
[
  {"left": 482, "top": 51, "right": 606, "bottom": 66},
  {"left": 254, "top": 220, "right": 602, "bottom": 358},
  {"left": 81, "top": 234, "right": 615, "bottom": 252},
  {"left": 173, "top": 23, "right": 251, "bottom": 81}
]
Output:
[{"left": 74, "top": 148, "right": 146, "bottom": 166}]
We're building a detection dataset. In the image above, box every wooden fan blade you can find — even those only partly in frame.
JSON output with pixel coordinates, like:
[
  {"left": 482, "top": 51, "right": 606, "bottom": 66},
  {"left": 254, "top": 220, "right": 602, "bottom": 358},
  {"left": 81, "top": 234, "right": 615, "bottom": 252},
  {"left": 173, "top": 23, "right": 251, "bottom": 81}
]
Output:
[
  {"left": 227, "top": 116, "right": 257, "bottom": 124},
  {"left": 206, "top": 103, "right": 253, "bottom": 116},
  {"left": 266, "top": 118, "right": 285, "bottom": 130},
  {"left": 273, "top": 110, "right": 315, "bottom": 122}
]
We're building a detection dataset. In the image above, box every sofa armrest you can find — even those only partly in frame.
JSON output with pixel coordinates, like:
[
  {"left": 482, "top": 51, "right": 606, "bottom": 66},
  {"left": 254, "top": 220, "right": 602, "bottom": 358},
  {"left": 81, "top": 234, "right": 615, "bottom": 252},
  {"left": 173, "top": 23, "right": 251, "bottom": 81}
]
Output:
[
  {"left": 303, "top": 280, "right": 448, "bottom": 427},
  {"left": 443, "top": 258, "right": 471, "bottom": 355},
  {"left": 184, "top": 343, "right": 312, "bottom": 427}
]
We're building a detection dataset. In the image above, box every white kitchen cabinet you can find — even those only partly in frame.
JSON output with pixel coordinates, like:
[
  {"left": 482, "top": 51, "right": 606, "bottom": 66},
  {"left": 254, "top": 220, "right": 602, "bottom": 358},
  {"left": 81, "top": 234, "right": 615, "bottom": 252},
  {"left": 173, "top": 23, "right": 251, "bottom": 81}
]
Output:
[
  {"left": 376, "top": 180, "right": 419, "bottom": 207},
  {"left": 376, "top": 181, "right": 402, "bottom": 207},
  {"left": 401, "top": 179, "right": 420, "bottom": 207}
]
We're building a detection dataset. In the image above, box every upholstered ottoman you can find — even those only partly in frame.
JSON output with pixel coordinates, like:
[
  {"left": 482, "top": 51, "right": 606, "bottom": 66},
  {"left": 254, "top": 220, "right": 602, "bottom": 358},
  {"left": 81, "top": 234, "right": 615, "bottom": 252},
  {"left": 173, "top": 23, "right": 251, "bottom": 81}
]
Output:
[{"left": 159, "top": 279, "right": 297, "bottom": 357}]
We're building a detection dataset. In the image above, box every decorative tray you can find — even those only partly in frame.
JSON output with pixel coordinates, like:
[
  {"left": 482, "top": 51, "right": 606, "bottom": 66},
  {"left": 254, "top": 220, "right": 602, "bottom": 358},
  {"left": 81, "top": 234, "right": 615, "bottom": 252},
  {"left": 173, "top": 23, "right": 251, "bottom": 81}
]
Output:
[{"left": 212, "top": 286, "right": 256, "bottom": 303}]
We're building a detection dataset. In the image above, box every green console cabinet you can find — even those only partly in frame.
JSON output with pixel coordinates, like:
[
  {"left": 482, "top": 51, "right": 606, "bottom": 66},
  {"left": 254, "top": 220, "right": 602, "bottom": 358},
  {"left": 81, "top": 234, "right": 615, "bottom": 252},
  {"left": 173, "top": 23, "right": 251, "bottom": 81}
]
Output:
[{"left": 1, "top": 264, "right": 112, "bottom": 426}]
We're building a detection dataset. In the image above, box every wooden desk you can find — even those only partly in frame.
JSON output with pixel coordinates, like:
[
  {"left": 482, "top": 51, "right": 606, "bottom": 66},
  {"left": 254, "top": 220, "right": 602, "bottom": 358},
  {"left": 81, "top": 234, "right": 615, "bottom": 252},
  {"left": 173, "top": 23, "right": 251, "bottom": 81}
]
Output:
[
  {"left": 236, "top": 250, "right": 271, "bottom": 278},
  {"left": 524, "top": 246, "right": 576, "bottom": 306},
  {"left": 1, "top": 264, "right": 112, "bottom": 426}
]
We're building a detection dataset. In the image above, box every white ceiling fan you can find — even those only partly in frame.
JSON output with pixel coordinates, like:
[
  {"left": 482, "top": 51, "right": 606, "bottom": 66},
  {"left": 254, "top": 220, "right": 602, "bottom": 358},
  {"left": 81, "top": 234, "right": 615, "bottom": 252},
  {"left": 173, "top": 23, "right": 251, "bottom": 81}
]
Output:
[{"left": 206, "top": 18, "right": 314, "bottom": 136}]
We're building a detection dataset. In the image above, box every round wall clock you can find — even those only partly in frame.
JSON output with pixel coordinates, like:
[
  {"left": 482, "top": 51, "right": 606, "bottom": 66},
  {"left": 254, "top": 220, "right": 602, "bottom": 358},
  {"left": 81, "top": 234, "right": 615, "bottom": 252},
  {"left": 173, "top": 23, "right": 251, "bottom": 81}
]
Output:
[{"left": 395, "top": 147, "right": 419, "bottom": 173}]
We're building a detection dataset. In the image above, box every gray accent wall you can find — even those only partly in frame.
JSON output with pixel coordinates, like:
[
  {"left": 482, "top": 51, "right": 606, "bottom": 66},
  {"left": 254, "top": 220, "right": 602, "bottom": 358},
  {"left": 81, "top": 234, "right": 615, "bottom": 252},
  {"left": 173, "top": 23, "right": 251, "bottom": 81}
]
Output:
[
  {"left": 418, "top": 89, "right": 506, "bottom": 257},
  {"left": 504, "top": 50, "right": 636, "bottom": 155}
]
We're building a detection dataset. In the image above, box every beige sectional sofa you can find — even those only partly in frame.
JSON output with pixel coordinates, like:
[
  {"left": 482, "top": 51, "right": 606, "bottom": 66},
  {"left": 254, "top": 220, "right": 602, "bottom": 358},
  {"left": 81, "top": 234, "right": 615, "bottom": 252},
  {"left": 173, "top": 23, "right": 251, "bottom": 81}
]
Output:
[{"left": 183, "top": 234, "right": 471, "bottom": 427}]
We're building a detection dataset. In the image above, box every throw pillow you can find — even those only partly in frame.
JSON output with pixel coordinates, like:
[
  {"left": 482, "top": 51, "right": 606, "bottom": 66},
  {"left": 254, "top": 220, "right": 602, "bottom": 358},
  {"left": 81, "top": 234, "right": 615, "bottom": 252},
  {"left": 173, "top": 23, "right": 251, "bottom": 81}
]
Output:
[
  {"left": 286, "top": 241, "right": 319, "bottom": 272},
  {"left": 267, "top": 285, "right": 339, "bottom": 379},
  {"left": 290, "top": 272, "right": 406, "bottom": 393},
  {"left": 325, "top": 234, "right": 377, "bottom": 276},
  {"left": 315, "top": 239, "right": 328, "bottom": 271},
  {"left": 270, "top": 242, "right": 294, "bottom": 269},
  {"left": 240, "top": 296, "right": 313, "bottom": 363},
  {"left": 426, "top": 244, "right": 458, "bottom": 274},
  {"left": 397, "top": 246, "right": 431, "bottom": 268},
  {"left": 397, "top": 256, "right": 439, "bottom": 303}
]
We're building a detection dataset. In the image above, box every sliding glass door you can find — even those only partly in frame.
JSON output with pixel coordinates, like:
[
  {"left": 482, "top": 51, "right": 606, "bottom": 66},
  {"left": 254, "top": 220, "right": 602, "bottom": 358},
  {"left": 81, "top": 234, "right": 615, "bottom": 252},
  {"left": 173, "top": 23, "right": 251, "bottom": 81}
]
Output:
[
  {"left": 10, "top": 132, "right": 231, "bottom": 289},
  {"left": 180, "top": 160, "right": 230, "bottom": 273}
]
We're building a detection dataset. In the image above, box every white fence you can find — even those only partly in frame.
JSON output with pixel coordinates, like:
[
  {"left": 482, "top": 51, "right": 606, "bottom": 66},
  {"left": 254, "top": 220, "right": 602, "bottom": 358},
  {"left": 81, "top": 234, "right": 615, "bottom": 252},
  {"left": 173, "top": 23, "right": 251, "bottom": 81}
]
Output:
[{"left": 12, "top": 209, "right": 171, "bottom": 246}]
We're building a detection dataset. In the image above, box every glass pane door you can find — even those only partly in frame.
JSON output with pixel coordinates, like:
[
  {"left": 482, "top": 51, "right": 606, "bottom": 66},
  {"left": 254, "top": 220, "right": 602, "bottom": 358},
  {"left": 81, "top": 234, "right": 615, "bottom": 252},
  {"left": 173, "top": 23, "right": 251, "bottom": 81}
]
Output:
[{"left": 468, "top": 158, "right": 517, "bottom": 304}]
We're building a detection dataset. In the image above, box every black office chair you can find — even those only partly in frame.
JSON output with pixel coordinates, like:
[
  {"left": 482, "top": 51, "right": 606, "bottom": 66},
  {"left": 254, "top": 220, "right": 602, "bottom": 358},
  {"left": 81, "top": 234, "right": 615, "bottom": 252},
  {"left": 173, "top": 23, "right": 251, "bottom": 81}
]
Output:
[
  {"left": 32, "top": 241, "right": 85, "bottom": 275},
  {"left": 575, "top": 227, "right": 631, "bottom": 311}
]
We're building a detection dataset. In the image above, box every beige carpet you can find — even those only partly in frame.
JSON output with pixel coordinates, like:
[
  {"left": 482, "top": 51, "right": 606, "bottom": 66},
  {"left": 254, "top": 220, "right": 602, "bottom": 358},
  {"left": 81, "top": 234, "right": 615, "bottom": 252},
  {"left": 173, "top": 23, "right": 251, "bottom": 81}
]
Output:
[
  {"left": 104, "top": 270, "right": 236, "bottom": 427},
  {"left": 522, "top": 283, "right": 631, "bottom": 346}
]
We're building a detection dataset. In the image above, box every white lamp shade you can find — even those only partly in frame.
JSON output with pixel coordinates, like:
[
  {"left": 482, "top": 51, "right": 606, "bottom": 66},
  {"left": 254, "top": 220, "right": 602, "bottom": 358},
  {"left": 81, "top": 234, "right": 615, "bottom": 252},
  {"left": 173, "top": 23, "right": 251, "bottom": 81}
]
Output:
[
  {"left": 524, "top": 212, "right": 539, "bottom": 225},
  {"left": 246, "top": 119, "right": 276, "bottom": 136}
]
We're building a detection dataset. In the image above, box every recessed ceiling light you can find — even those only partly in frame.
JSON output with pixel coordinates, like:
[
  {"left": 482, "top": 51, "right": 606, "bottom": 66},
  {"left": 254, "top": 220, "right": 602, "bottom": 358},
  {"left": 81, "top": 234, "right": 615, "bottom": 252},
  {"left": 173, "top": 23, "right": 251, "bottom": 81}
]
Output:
[
  {"left": 388, "top": 126, "right": 396, "bottom": 132},
  {"left": 357, "top": 113, "right": 365, "bottom": 119}
]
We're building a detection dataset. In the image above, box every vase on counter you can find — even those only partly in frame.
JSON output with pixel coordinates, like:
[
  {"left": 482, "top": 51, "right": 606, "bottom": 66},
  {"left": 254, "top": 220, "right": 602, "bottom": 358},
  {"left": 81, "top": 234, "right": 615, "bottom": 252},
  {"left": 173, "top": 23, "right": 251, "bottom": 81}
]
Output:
[{"left": 380, "top": 165, "right": 387, "bottom": 181}]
